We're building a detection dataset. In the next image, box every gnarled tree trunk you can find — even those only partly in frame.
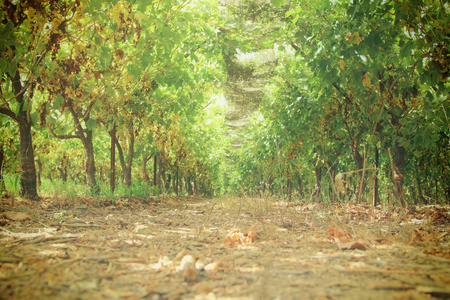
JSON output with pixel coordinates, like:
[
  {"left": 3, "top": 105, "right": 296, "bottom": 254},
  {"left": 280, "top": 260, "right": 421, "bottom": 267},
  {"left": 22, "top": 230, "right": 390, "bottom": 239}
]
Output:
[
  {"left": 83, "top": 129, "right": 98, "bottom": 194},
  {"left": 0, "top": 71, "right": 39, "bottom": 198},
  {"left": 115, "top": 125, "right": 134, "bottom": 187},
  {"left": 18, "top": 104, "right": 38, "bottom": 198},
  {"left": 392, "top": 143, "right": 406, "bottom": 206},
  {"left": 142, "top": 155, "right": 152, "bottom": 183},
  {"left": 310, "top": 156, "right": 322, "bottom": 202},
  {"left": 110, "top": 124, "right": 116, "bottom": 193},
  {"left": 153, "top": 155, "right": 158, "bottom": 188},
  {"left": 0, "top": 148, "right": 5, "bottom": 191},
  {"left": 352, "top": 150, "right": 365, "bottom": 204},
  {"left": 373, "top": 145, "right": 379, "bottom": 206},
  {"left": 295, "top": 173, "right": 304, "bottom": 199}
]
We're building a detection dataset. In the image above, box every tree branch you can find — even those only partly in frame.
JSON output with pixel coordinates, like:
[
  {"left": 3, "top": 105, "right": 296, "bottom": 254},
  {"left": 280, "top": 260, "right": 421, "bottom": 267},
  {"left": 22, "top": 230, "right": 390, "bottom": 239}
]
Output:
[
  {"left": 47, "top": 125, "right": 79, "bottom": 140},
  {"left": 0, "top": 106, "right": 18, "bottom": 121},
  {"left": 332, "top": 82, "right": 351, "bottom": 104},
  {"left": 68, "top": 105, "right": 88, "bottom": 147},
  {"left": 114, "top": 137, "right": 126, "bottom": 171}
]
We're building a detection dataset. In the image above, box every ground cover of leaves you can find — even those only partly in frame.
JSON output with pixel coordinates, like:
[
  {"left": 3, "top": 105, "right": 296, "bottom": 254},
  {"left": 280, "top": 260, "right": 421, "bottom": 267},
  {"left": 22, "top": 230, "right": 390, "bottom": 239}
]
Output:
[{"left": 0, "top": 195, "right": 449, "bottom": 300}]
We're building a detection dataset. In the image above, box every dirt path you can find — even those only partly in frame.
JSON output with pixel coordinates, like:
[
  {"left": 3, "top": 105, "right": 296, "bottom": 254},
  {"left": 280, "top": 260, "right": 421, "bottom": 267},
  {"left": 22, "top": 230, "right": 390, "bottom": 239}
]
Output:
[{"left": 0, "top": 196, "right": 449, "bottom": 299}]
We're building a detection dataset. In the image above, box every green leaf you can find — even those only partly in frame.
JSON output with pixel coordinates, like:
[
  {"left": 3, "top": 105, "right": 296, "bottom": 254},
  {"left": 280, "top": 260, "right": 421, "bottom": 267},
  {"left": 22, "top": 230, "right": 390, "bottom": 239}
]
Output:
[
  {"left": 106, "top": 86, "right": 115, "bottom": 97},
  {"left": 0, "top": 58, "right": 8, "bottom": 73},
  {"left": 73, "top": 76, "right": 79, "bottom": 88},
  {"left": 106, "top": 122, "right": 115, "bottom": 132},
  {"left": 413, "top": 150, "right": 422, "bottom": 158},
  {"left": 0, "top": 21, "right": 15, "bottom": 51},
  {"left": 379, "top": 19, "right": 391, "bottom": 31},
  {"left": 369, "top": 110, "right": 380, "bottom": 122},
  {"left": 285, "top": 8, "right": 295, "bottom": 18},
  {"left": 99, "top": 46, "right": 112, "bottom": 71},
  {"left": 47, "top": 116, "right": 56, "bottom": 125},
  {"left": 92, "top": 99, "right": 102, "bottom": 112},
  {"left": 84, "top": 81, "right": 94, "bottom": 95},
  {"left": 30, "top": 110, "right": 39, "bottom": 126},
  {"left": 398, "top": 136, "right": 410, "bottom": 148},
  {"left": 86, "top": 118, "right": 96, "bottom": 130},
  {"left": 92, "top": 33, "right": 101, "bottom": 45},
  {"left": 271, "top": 0, "right": 283, "bottom": 8},
  {"left": 8, "top": 56, "right": 18, "bottom": 76},
  {"left": 153, "top": 114, "right": 163, "bottom": 125},
  {"left": 53, "top": 94, "right": 64, "bottom": 110},
  {"left": 392, "top": 105, "right": 403, "bottom": 117},
  {"left": 127, "top": 63, "right": 142, "bottom": 80},
  {"left": 85, "top": 0, "right": 103, "bottom": 12},
  {"left": 413, "top": 131, "right": 425, "bottom": 147},
  {"left": 400, "top": 41, "right": 414, "bottom": 58}
]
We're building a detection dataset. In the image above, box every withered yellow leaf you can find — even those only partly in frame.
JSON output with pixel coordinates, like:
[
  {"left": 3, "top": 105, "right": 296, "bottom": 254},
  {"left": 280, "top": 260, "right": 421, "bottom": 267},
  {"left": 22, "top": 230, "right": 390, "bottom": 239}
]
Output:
[
  {"left": 353, "top": 32, "right": 362, "bottom": 45},
  {"left": 338, "top": 59, "right": 346, "bottom": 70},
  {"left": 335, "top": 173, "right": 346, "bottom": 194},
  {"left": 362, "top": 72, "right": 371, "bottom": 88}
]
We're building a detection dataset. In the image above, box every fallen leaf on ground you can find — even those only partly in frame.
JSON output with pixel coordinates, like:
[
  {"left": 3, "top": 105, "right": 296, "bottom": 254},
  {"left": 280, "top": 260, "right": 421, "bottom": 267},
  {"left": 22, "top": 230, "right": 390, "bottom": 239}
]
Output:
[
  {"left": 225, "top": 227, "right": 256, "bottom": 245},
  {"left": 204, "top": 262, "right": 220, "bottom": 271},
  {"left": 326, "top": 226, "right": 352, "bottom": 242},
  {"left": 1, "top": 212, "right": 32, "bottom": 221},
  {"left": 152, "top": 256, "right": 173, "bottom": 270},
  {"left": 337, "top": 241, "right": 368, "bottom": 250}
]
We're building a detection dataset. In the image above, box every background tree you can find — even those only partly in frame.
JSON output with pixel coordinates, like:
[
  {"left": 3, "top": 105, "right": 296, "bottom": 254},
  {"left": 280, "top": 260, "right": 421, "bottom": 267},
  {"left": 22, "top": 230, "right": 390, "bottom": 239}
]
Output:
[
  {"left": 228, "top": 0, "right": 449, "bottom": 204},
  {"left": 39, "top": 0, "right": 225, "bottom": 194},
  {"left": 0, "top": 0, "right": 81, "bottom": 197}
]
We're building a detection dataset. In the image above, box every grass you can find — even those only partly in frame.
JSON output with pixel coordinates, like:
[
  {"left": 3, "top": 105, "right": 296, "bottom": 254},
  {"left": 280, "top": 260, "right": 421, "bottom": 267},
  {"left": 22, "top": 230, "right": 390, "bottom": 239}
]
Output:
[
  {"left": 2, "top": 173, "right": 20, "bottom": 195},
  {"left": 35, "top": 178, "right": 171, "bottom": 208},
  {"left": 216, "top": 192, "right": 432, "bottom": 248},
  {"left": 2, "top": 173, "right": 437, "bottom": 246},
  {"left": 39, "top": 178, "right": 86, "bottom": 199}
]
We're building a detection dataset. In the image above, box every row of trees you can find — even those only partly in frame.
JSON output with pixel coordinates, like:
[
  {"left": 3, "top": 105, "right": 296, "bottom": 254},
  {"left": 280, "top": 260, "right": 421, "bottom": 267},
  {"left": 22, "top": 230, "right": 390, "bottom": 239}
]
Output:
[
  {"left": 1, "top": 0, "right": 449, "bottom": 204},
  {"left": 1, "top": 0, "right": 229, "bottom": 198},
  {"left": 228, "top": 0, "right": 449, "bottom": 204}
]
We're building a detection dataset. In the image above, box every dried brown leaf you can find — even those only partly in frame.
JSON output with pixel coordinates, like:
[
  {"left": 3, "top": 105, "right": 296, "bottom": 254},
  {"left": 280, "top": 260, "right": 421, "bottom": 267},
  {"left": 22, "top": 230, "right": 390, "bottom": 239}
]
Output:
[
  {"left": 2, "top": 212, "right": 32, "bottom": 221},
  {"left": 326, "top": 226, "right": 352, "bottom": 242},
  {"left": 337, "top": 241, "right": 368, "bottom": 250},
  {"left": 204, "top": 262, "right": 220, "bottom": 272},
  {"left": 225, "top": 227, "right": 255, "bottom": 245}
]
